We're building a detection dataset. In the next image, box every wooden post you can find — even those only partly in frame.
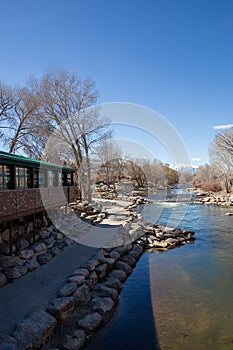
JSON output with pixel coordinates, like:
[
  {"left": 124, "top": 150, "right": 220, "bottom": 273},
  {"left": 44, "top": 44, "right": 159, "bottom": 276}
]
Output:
[
  {"left": 65, "top": 183, "right": 70, "bottom": 214},
  {"left": 33, "top": 212, "right": 36, "bottom": 243},
  {"left": 9, "top": 221, "right": 13, "bottom": 255},
  {"left": 68, "top": 182, "right": 70, "bottom": 203},
  {"left": 42, "top": 210, "right": 44, "bottom": 226}
]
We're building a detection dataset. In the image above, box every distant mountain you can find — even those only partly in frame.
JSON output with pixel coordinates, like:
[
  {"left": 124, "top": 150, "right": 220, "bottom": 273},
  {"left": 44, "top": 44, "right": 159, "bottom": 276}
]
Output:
[{"left": 171, "top": 163, "right": 198, "bottom": 173}]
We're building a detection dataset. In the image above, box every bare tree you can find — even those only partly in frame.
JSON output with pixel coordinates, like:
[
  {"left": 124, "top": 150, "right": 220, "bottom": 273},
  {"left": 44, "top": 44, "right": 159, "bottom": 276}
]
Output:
[
  {"left": 161, "top": 164, "right": 179, "bottom": 185},
  {"left": 0, "top": 82, "right": 16, "bottom": 138},
  {"left": 178, "top": 169, "right": 194, "bottom": 185},
  {"left": 125, "top": 159, "right": 147, "bottom": 188},
  {"left": 124, "top": 158, "right": 179, "bottom": 189},
  {"left": 0, "top": 83, "right": 44, "bottom": 155},
  {"left": 0, "top": 82, "right": 16, "bottom": 120},
  {"left": 150, "top": 159, "right": 166, "bottom": 186},
  {"left": 94, "top": 141, "right": 123, "bottom": 187},
  {"left": 194, "top": 163, "right": 218, "bottom": 184},
  {"left": 33, "top": 71, "right": 110, "bottom": 202},
  {"left": 6, "top": 87, "right": 42, "bottom": 154},
  {"left": 209, "top": 132, "right": 233, "bottom": 192},
  {"left": 212, "top": 129, "right": 233, "bottom": 156}
]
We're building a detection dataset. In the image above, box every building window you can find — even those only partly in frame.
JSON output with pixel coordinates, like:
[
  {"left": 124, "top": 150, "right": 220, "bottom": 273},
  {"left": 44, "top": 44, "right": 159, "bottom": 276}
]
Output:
[
  {"left": 48, "top": 170, "right": 55, "bottom": 187},
  {"left": 62, "top": 172, "right": 67, "bottom": 186},
  {"left": 67, "top": 172, "right": 73, "bottom": 185},
  {"left": 16, "top": 167, "right": 30, "bottom": 189},
  {"left": 34, "top": 169, "right": 45, "bottom": 188},
  {"left": 0, "top": 164, "right": 11, "bottom": 189},
  {"left": 58, "top": 171, "right": 62, "bottom": 186}
]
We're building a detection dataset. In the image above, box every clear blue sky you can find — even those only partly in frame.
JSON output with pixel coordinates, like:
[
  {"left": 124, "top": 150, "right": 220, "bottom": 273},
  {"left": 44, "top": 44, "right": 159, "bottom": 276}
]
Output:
[{"left": 1, "top": 0, "right": 233, "bottom": 166}]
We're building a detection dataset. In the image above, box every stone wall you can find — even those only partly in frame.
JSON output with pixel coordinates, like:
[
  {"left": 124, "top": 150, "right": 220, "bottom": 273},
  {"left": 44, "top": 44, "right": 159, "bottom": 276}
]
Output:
[{"left": 0, "top": 219, "right": 74, "bottom": 288}]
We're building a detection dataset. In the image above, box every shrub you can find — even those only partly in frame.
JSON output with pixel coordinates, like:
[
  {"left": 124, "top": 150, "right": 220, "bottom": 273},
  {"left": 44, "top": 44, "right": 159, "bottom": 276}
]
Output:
[{"left": 200, "top": 181, "right": 222, "bottom": 192}]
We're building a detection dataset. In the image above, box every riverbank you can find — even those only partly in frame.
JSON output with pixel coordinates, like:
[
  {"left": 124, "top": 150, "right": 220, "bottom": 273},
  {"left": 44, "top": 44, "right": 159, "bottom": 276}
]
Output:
[
  {"left": 0, "top": 195, "right": 195, "bottom": 349},
  {"left": 193, "top": 189, "right": 233, "bottom": 208}
]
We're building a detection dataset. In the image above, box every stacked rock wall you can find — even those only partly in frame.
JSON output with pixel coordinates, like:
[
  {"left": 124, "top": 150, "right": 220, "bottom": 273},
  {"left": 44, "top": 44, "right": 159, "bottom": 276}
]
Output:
[{"left": 0, "top": 218, "right": 74, "bottom": 288}]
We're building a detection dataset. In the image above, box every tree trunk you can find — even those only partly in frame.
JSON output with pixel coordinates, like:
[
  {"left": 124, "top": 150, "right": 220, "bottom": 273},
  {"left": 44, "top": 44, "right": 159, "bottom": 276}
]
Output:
[
  {"left": 225, "top": 175, "right": 230, "bottom": 193},
  {"left": 86, "top": 156, "right": 92, "bottom": 203},
  {"left": 81, "top": 134, "right": 92, "bottom": 203}
]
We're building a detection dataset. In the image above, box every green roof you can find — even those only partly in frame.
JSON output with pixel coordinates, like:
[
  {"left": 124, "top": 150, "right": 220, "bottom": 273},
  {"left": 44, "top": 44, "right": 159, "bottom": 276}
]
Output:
[{"left": 0, "top": 150, "right": 76, "bottom": 172}]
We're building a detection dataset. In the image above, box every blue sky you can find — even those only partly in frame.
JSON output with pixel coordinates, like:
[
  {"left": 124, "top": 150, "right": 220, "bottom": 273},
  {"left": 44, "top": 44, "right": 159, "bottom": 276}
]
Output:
[{"left": 1, "top": 0, "right": 233, "bottom": 166}]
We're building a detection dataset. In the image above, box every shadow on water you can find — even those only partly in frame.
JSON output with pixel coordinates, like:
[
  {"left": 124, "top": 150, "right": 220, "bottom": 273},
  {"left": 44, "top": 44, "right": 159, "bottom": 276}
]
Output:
[{"left": 85, "top": 252, "right": 160, "bottom": 350}]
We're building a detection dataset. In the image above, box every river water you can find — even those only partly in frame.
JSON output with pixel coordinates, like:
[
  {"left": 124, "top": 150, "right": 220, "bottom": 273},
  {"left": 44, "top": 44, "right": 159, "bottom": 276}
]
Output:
[{"left": 86, "top": 192, "right": 233, "bottom": 350}]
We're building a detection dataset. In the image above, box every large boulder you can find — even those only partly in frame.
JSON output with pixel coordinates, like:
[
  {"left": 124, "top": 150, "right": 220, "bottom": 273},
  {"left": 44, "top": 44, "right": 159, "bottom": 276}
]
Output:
[
  {"left": 1, "top": 229, "right": 10, "bottom": 241},
  {"left": 153, "top": 241, "right": 168, "bottom": 248},
  {"left": 12, "top": 309, "right": 57, "bottom": 348},
  {"left": 16, "top": 238, "right": 30, "bottom": 251},
  {"left": 105, "top": 257, "right": 115, "bottom": 269},
  {"left": 0, "top": 272, "right": 7, "bottom": 287},
  {"left": 78, "top": 312, "right": 101, "bottom": 332},
  {"left": 164, "top": 238, "right": 178, "bottom": 247},
  {"left": 47, "top": 297, "right": 74, "bottom": 320},
  {"left": 37, "top": 253, "right": 52, "bottom": 265},
  {"left": 85, "top": 271, "right": 98, "bottom": 290},
  {"left": 115, "top": 261, "right": 132, "bottom": 274},
  {"left": 95, "top": 263, "right": 108, "bottom": 279},
  {"left": 73, "top": 285, "right": 91, "bottom": 306},
  {"left": 56, "top": 233, "right": 64, "bottom": 240},
  {"left": 39, "top": 228, "right": 49, "bottom": 238},
  {"left": 48, "top": 246, "right": 62, "bottom": 257},
  {"left": 25, "top": 257, "right": 40, "bottom": 271},
  {"left": 0, "top": 242, "right": 16, "bottom": 255},
  {"left": 71, "top": 268, "right": 89, "bottom": 278},
  {"left": 128, "top": 249, "right": 141, "bottom": 260},
  {"left": 112, "top": 246, "right": 125, "bottom": 257},
  {"left": 63, "top": 330, "right": 86, "bottom": 350},
  {"left": 68, "top": 275, "right": 85, "bottom": 286},
  {"left": 109, "top": 269, "right": 127, "bottom": 282},
  {"left": 93, "top": 284, "right": 118, "bottom": 300},
  {"left": 121, "top": 254, "right": 136, "bottom": 267},
  {"left": 93, "top": 297, "right": 115, "bottom": 313},
  {"left": 0, "top": 255, "right": 20, "bottom": 269},
  {"left": 4, "top": 266, "right": 27, "bottom": 279},
  {"left": 104, "top": 277, "right": 123, "bottom": 291},
  {"left": 58, "top": 282, "right": 77, "bottom": 297},
  {"left": 132, "top": 243, "right": 143, "bottom": 254},
  {"left": 86, "top": 258, "right": 100, "bottom": 271},
  {"left": 32, "top": 242, "right": 46, "bottom": 253},
  {"left": 43, "top": 235, "right": 55, "bottom": 246},
  {"left": 18, "top": 249, "right": 34, "bottom": 260},
  {"left": 109, "top": 251, "right": 121, "bottom": 260}
]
